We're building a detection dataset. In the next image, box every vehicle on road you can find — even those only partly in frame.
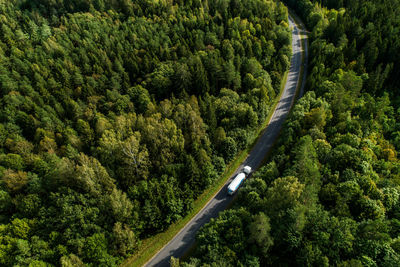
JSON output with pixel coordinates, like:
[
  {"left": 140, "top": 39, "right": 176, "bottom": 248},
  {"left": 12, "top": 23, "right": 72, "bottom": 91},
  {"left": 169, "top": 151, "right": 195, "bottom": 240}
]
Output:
[
  {"left": 243, "top": 166, "right": 252, "bottom": 175},
  {"left": 227, "top": 166, "right": 252, "bottom": 195}
]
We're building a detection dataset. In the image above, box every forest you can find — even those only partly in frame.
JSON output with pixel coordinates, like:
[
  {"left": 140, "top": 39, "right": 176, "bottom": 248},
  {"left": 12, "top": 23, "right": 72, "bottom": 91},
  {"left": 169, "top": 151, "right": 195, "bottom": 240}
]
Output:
[
  {"left": 0, "top": 0, "right": 292, "bottom": 266},
  {"left": 181, "top": 0, "right": 400, "bottom": 266}
]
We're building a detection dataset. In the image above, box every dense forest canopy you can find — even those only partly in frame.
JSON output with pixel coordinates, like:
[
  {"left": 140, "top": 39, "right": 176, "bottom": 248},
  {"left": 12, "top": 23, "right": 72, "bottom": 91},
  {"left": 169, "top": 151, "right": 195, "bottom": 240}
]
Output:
[
  {"left": 182, "top": 0, "right": 400, "bottom": 266},
  {"left": 0, "top": 0, "right": 291, "bottom": 265}
]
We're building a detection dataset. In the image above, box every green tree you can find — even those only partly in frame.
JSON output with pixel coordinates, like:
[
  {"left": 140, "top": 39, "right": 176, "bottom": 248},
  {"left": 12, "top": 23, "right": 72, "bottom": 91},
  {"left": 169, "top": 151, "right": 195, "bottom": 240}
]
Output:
[
  {"left": 112, "top": 222, "right": 139, "bottom": 256},
  {"left": 120, "top": 132, "right": 150, "bottom": 185},
  {"left": 248, "top": 212, "right": 273, "bottom": 256}
]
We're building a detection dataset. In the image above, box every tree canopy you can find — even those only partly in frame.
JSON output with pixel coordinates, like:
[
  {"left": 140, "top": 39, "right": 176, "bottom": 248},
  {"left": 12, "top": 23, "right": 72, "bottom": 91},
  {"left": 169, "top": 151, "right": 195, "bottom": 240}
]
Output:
[
  {"left": 0, "top": 0, "right": 291, "bottom": 265},
  {"left": 183, "top": 0, "right": 400, "bottom": 266}
]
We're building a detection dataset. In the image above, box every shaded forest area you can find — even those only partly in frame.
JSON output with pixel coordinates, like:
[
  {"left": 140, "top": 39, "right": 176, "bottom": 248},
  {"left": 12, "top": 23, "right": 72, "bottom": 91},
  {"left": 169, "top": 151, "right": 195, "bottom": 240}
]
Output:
[
  {"left": 0, "top": 0, "right": 292, "bottom": 265},
  {"left": 182, "top": 0, "right": 400, "bottom": 266}
]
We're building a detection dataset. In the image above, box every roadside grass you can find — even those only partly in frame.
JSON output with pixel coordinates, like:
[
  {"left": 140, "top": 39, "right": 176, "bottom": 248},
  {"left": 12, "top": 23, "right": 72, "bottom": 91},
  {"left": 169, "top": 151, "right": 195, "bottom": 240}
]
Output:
[{"left": 121, "top": 13, "right": 303, "bottom": 267}]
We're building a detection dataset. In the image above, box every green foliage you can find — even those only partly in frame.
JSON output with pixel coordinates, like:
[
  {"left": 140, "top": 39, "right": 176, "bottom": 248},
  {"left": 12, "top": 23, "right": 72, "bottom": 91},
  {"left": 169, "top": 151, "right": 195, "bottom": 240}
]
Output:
[
  {"left": 112, "top": 222, "right": 139, "bottom": 257},
  {"left": 1, "top": 2, "right": 293, "bottom": 255},
  {"left": 248, "top": 212, "right": 273, "bottom": 256},
  {"left": 185, "top": 0, "right": 400, "bottom": 266},
  {"left": 83, "top": 233, "right": 117, "bottom": 265},
  {"left": 0, "top": 190, "right": 12, "bottom": 214},
  {"left": 194, "top": 208, "right": 252, "bottom": 266},
  {"left": 0, "top": 154, "right": 25, "bottom": 170}
]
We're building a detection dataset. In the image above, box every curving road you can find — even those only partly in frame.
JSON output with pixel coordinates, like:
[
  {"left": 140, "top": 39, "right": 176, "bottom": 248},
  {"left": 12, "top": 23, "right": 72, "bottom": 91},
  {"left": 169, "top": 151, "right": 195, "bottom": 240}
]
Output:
[{"left": 144, "top": 15, "right": 308, "bottom": 267}]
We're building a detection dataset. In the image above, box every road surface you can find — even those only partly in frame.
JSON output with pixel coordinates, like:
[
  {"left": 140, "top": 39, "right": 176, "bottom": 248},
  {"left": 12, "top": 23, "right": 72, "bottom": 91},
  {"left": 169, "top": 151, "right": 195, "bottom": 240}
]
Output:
[{"left": 144, "top": 15, "right": 308, "bottom": 267}]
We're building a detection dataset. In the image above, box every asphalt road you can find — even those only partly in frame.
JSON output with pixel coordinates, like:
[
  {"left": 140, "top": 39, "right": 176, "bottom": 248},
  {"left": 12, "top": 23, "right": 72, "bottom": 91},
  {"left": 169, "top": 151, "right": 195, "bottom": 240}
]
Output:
[{"left": 144, "top": 15, "right": 308, "bottom": 267}]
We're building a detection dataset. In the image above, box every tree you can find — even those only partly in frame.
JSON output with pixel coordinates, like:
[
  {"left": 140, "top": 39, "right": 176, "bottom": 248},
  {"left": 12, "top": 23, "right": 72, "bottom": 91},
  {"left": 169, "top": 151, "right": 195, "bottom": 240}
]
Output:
[
  {"left": 190, "top": 56, "right": 209, "bottom": 95},
  {"left": 285, "top": 135, "right": 321, "bottom": 199},
  {"left": 149, "top": 62, "right": 174, "bottom": 99},
  {"left": 173, "top": 62, "right": 192, "bottom": 94},
  {"left": 137, "top": 113, "right": 184, "bottom": 169},
  {"left": 0, "top": 189, "right": 12, "bottom": 212},
  {"left": 127, "top": 85, "right": 151, "bottom": 114},
  {"left": 73, "top": 154, "right": 115, "bottom": 196},
  {"left": 83, "top": 233, "right": 116, "bottom": 265},
  {"left": 121, "top": 132, "right": 150, "bottom": 184},
  {"left": 220, "top": 137, "right": 237, "bottom": 161},
  {"left": 2, "top": 170, "right": 29, "bottom": 193},
  {"left": 0, "top": 0, "right": 302, "bottom": 265},
  {"left": 16, "top": 194, "right": 41, "bottom": 218},
  {"left": 112, "top": 222, "right": 139, "bottom": 256},
  {"left": 266, "top": 176, "right": 305, "bottom": 213},
  {"left": 214, "top": 126, "right": 226, "bottom": 145},
  {"left": 60, "top": 254, "right": 85, "bottom": 267},
  {"left": 248, "top": 212, "right": 273, "bottom": 256},
  {"left": 108, "top": 188, "right": 133, "bottom": 223},
  {"left": 265, "top": 176, "right": 307, "bottom": 255},
  {"left": 1, "top": 153, "right": 25, "bottom": 170}
]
